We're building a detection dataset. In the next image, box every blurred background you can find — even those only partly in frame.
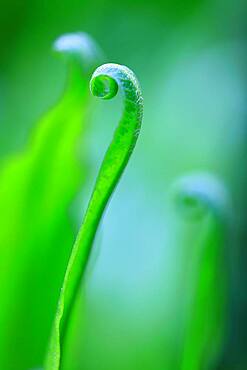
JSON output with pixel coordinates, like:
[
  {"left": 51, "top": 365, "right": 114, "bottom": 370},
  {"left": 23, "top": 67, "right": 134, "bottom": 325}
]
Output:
[{"left": 0, "top": 0, "right": 247, "bottom": 369}]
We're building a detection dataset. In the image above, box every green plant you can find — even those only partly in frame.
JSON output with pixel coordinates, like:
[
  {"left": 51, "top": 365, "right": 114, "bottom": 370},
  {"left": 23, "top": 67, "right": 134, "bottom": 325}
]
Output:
[
  {"left": 45, "top": 63, "right": 144, "bottom": 370},
  {"left": 0, "top": 32, "right": 103, "bottom": 370},
  {"left": 172, "top": 173, "right": 230, "bottom": 370}
]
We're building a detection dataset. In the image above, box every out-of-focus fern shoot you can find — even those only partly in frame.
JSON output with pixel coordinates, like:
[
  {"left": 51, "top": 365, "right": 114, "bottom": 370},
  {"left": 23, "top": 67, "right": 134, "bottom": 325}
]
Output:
[
  {"left": 172, "top": 173, "right": 231, "bottom": 370},
  {"left": 0, "top": 32, "right": 103, "bottom": 370}
]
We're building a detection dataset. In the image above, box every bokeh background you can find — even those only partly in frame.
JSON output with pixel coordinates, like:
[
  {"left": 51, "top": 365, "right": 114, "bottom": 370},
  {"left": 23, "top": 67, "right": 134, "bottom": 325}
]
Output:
[{"left": 0, "top": 0, "right": 247, "bottom": 369}]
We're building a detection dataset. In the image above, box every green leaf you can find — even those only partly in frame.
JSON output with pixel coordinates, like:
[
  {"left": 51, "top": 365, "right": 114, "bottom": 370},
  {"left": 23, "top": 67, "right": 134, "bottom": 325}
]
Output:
[
  {"left": 45, "top": 63, "right": 144, "bottom": 370},
  {"left": 0, "top": 32, "right": 103, "bottom": 370}
]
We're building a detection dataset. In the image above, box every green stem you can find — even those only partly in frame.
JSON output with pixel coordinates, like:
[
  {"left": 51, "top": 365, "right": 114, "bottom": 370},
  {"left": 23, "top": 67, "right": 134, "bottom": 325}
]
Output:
[
  {"left": 45, "top": 63, "right": 143, "bottom": 370},
  {"left": 172, "top": 173, "right": 230, "bottom": 370}
]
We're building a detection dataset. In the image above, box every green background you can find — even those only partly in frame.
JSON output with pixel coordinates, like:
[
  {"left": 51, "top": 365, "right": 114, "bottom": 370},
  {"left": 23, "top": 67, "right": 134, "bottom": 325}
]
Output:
[{"left": 0, "top": 0, "right": 246, "bottom": 369}]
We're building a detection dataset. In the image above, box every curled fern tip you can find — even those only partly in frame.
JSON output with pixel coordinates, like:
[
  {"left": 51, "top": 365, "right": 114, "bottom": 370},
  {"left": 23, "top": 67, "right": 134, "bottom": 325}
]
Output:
[
  {"left": 172, "top": 172, "right": 230, "bottom": 223},
  {"left": 53, "top": 32, "right": 103, "bottom": 72}
]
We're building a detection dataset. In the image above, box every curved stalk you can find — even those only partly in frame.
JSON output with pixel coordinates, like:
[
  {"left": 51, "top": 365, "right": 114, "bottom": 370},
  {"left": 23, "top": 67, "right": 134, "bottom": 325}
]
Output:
[
  {"left": 0, "top": 32, "right": 103, "bottom": 370},
  {"left": 45, "top": 63, "right": 143, "bottom": 370},
  {"left": 172, "top": 173, "right": 230, "bottom": 370}
]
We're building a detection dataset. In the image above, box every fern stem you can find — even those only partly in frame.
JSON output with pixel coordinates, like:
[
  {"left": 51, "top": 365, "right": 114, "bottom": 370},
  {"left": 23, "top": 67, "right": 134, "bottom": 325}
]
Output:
[
  {"left": 172, "top": 173, "right": 230, "bottom": 370},
  {"left": 45, "top": 63, "right": 143, "bottom": 370}
]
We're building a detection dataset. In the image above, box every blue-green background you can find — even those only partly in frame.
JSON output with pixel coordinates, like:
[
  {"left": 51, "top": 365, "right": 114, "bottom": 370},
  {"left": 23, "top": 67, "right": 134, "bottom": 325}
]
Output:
[{"left": 0, "top": 0, "right": 246, "bottom": 369}]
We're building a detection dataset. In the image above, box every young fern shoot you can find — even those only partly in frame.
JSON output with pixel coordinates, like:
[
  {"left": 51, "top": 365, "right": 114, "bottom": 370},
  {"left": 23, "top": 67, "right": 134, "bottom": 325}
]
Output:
[
  {"left": 0, "top": 32, "right": 103, "bottom": 370},
  {"left": 172, "top": 173, "right": 230, "bottom": 370},
  {"left": 45, "top": 63, "right": 143, "bottom": 370}
]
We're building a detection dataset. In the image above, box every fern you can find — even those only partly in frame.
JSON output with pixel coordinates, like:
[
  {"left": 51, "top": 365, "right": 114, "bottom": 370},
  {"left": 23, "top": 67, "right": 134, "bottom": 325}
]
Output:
[
  {"left": 0, "top": 32, "right": 103, "bottom": 370},
  {"left": 45, "top": 63, "right": 144, "bottom": 370}
]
